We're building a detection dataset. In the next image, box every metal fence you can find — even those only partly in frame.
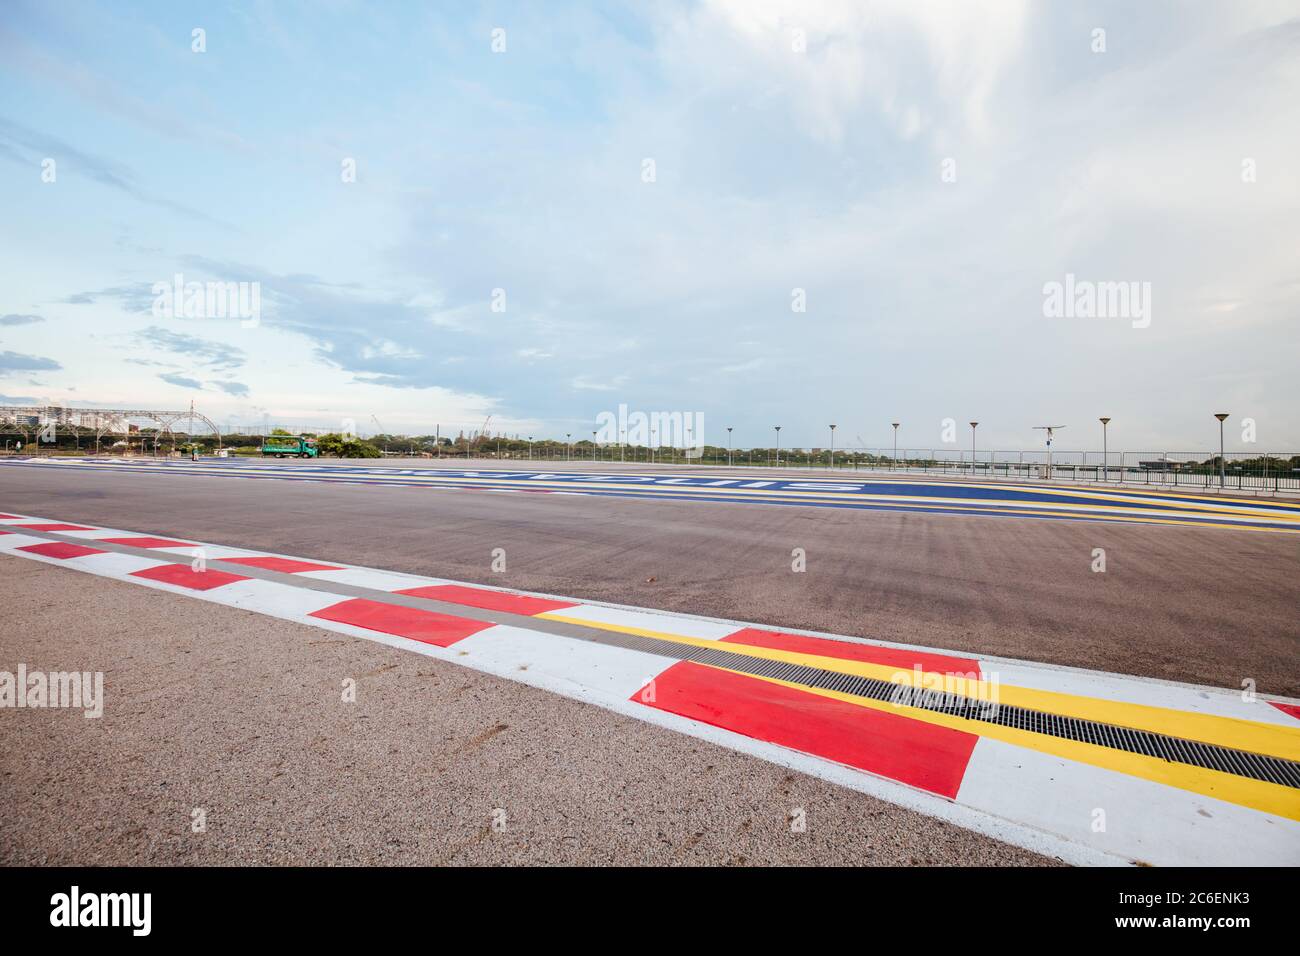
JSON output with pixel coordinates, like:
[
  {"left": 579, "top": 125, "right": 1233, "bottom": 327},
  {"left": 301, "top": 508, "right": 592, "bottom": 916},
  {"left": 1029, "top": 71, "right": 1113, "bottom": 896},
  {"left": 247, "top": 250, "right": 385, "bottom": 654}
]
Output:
[
  {"left": 483, "top": 444, "right": 1300, "bottom": 492},
  {"left": 7, "top": 432, "right": 1295, "bottom": 492}
]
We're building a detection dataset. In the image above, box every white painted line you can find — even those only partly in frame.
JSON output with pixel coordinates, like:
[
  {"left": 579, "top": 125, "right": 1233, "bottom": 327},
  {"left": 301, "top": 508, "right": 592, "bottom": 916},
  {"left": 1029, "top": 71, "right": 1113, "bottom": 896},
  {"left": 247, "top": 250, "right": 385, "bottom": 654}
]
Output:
[
  {"left": 982, "top": 660, "right": 1298, "bottom": 727},
  {"left": 453, "top": 624, "right": 679, "bottom": 701},
  {"left": 958, "top": 738, "right": 1300, "bottom": 866}
]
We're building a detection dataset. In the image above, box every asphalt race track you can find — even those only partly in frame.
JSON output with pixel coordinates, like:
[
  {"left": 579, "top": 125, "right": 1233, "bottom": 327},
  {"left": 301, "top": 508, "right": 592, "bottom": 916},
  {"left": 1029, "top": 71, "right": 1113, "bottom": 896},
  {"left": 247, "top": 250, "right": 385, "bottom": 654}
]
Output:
[
  {"left": 2, "top": 457, "right": 1298, "bottom": 692},
  {"left": 4, "top": 456, "right": 1299, "bottom": 533},
  {"left": 2, "top": 456, "right": 1298, "bottom": 866}
]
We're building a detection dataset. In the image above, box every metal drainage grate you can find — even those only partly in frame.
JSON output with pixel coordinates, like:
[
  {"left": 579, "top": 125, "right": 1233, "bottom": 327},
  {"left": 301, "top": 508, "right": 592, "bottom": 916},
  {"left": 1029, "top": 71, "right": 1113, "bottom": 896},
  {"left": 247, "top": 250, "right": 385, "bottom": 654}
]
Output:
[{"left": 587, "top": 628, "right": 1300, "bottom": 790}]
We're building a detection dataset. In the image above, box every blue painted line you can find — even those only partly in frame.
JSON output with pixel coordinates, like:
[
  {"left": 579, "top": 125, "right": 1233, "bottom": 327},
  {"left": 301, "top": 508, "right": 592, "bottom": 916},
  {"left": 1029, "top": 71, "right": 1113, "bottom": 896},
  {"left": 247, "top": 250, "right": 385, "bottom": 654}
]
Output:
[
  {"left": 3, "top": 458, "right": 1297, "bottom": 530},
  {"left": 16, "top": 455, "right": 1298, "bottom": 511}
]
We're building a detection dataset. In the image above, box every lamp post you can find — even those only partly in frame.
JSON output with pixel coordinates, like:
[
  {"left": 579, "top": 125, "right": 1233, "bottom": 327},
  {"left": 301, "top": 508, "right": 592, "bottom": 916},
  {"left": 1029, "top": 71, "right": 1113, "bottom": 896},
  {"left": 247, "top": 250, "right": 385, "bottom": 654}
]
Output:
[
  {"left": 528, "top": 436, "right": 533, "bottom": 461},
  {"left": 726, "top": 427, "right": 733, "bottom": 467},
  {"left": 892, "top": 422, "right": 900, "bottom": 472},
  {"left": 774, "top": 426, "right": 781, "bottom": 467},
  {"left": 1214, "top": 413, "right": 1229, "bottom": 487},
  {"left": 969, "top": 422, "right": 979, "bottom": 476},
  {"left": 566, "top": 433, "right": 571, "bottom": 462},
  {"left": 828, "top": 424, "right": 836, "bottom": 470},
  {"left": 1099, "top": 417, "right": 1111, "bottom": 482},
  {"left": 591, "top": 430, "right": 597, "bottom": 462}
]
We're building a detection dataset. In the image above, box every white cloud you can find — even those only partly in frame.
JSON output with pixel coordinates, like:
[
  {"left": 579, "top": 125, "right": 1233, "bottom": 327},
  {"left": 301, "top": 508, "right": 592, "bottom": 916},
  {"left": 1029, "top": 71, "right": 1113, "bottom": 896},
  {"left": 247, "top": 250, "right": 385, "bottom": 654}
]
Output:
[{"left": 4, "top": 1, "right": 1297, "bottom": 447}]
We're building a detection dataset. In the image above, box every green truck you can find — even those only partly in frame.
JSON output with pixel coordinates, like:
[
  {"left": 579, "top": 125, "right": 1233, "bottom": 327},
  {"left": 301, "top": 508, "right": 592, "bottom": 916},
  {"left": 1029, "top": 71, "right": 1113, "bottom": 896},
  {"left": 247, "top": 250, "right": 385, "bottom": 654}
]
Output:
[{"left": 260, "top": 435, "right": 318, "bottom": 458}]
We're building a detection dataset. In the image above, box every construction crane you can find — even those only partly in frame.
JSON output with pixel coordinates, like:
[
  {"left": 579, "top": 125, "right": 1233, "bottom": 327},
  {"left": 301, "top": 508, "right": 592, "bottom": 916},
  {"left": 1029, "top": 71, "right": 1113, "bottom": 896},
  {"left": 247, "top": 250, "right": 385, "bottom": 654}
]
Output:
[
  {"left": 370, "top": 415, "right": 389, "bottom": 452},
  {"left": 470, "top": 415, "right": 492, "bottom": 454}
]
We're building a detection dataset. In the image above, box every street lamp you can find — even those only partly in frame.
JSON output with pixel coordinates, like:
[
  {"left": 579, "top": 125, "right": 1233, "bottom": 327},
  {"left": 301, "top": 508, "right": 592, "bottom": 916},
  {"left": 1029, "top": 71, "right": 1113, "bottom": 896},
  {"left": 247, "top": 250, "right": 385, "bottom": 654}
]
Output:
[
  {"left": 528, "top": 436, "right": 533, "bottom": 460},
  {"left": 969, "top": 422, "right": 978, "bottom": 475},
  {"left": 591, "top": 430, "right": 597, "bottom": 462},
  {"left": 774, "top": 426, "right": 781, "bottom": 467},
  {"left": 1099, "top": 417, "right": 1111, "bottom": 481},
  {"left": 726, "top": 427, "right": 733, "bottom": 467},
  {"left": 1214, "top": 413, "right": 1229, "bottom": 487},
  {"left": 828, "top": 424, "right": 836, "bottom": 470},
  {"left": 891, "top": 422, "right": 900, "bottom": 472},
  {"left": 566, "top": 433, "right": 571, "bottom": 462},
  {"left": 1032, "top": 425, "right": 1065, "bottom": 479}
]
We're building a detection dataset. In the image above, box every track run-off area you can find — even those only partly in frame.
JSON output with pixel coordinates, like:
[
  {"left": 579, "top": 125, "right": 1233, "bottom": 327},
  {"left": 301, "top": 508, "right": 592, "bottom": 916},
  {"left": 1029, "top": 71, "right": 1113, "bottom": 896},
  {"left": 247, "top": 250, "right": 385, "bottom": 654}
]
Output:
[
  {"left": 3, "top": 456, "right": 1300, "bottom": 534},
  {"left": 2, "top": 509, "right": 1298, "bottom": 866}
]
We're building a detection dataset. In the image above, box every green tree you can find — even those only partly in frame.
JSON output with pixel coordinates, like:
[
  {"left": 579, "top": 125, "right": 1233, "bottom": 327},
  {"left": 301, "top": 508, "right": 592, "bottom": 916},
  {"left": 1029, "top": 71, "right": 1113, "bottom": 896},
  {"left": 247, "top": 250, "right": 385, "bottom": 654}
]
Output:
[{"left": 314, "top": 432, "right": 382, "bottom": 458}]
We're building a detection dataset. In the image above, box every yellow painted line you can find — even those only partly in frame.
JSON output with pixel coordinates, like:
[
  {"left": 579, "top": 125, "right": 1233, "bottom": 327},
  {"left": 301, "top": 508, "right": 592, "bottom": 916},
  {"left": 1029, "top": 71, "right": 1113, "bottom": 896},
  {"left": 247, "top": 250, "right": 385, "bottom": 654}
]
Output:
[
  {"left": 335, "top": 474, "right": 1300, "bottom": 525},
  {"left": 55, "top": 462, "right": 1300, "bottom": 531},
  {"left": 460, "top": 480, "right": 1300, "bottom": 532},
  {"left": 813, "top": 472, "right": 1300, "bottom": 512},
  {"left": 535, "top": 612, "right": 1300, "bottom": 760},
  {"left": 124, "top": 476, "right": 1300, "bottom": 535},
  {"left": 186, "top": 467, "right": 1300, "bottom": 528},
  {"left": 689, "top": 472, "right": 1300, "bottom": 513},
  {"left": 927, "top": 482, "right": 1300, "bottom": 520},
  {"left": 945, "top": 482, "right": 1300, "bottom": 512},
  {"left": 444, "top": 472, "right": 1300, "bottom": 516},
  {"left": 401, "top": 469, "right": 1300, "bottom": 516},
  {"left": 50, "top": 457, "right": 1300, "bottom": 511},
  {"left": 706, "top": 664, "right": 1300, "bottom": 821},
  {"left": 170, "top": 465, "right": 1300, "bottom": 532}
]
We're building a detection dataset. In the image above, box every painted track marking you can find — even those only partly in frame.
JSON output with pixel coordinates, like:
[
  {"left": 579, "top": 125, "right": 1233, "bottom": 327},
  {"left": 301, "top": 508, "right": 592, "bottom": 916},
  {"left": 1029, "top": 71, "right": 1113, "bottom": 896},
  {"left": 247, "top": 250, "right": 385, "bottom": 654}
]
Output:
[
  {"left": 3, "top": 510, "right": 1299, "bottom": 865},
  {"left": 6, "top": 458, "right": 1300, "bottom": 533}
]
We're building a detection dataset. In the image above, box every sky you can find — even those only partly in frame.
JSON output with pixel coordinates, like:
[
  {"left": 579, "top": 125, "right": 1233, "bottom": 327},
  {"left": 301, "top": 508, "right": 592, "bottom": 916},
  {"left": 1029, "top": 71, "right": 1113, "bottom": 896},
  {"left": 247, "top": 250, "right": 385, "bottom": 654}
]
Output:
[{"left": 1, "top": 0, "right": 1297, "bottom": 452}]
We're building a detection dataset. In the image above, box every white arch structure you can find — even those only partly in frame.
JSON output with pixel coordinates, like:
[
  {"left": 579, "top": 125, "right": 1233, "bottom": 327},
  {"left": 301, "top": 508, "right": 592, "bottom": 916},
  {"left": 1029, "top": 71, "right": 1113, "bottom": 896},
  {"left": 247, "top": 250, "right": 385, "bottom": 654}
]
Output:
[{"left": 0, "top": 404, "right": 223, "bottom": 452}]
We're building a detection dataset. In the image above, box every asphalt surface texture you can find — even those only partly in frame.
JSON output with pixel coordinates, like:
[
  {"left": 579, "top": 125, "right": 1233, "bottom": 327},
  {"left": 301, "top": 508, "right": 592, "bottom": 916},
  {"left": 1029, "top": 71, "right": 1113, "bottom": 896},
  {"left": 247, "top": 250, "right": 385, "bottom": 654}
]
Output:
[
  {"left": 0, "top": 557, "right": 1053, "bottom": 866},
  {"left": 2, "top": 457, "right": 1296, "bottom": 694},
  {"left": 12, "top": 455, "right": 1299, "bottom": 533},
  {"left": 1, "top": 455, "right": 1296, "bottom": 866}
]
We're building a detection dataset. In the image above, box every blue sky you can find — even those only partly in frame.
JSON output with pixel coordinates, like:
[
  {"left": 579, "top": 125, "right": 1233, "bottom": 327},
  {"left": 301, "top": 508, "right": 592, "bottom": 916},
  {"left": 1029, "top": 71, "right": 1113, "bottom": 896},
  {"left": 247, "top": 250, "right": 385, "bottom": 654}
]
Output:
[{"left": 1, "top": 0, "right": 1297, "bottom": 450}]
